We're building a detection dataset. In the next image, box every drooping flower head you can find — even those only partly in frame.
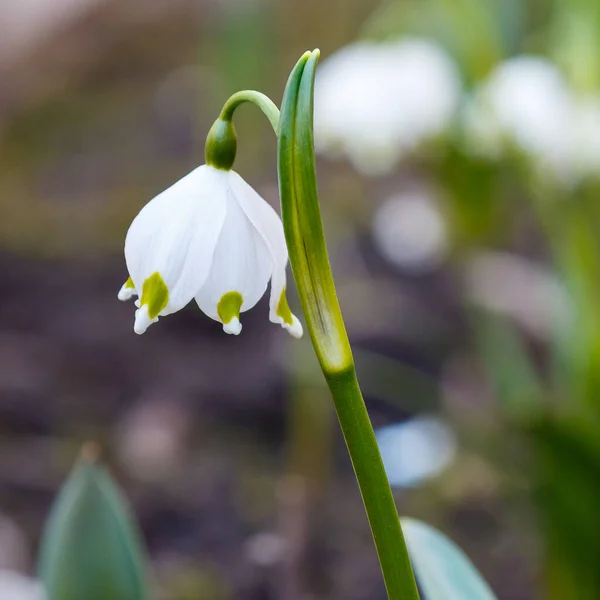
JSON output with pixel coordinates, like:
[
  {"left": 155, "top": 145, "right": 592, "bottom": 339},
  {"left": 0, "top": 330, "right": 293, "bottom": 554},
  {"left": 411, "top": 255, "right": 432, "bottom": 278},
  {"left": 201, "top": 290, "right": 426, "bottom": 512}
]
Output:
[{"left": 118, "top": 116, "right": 302, "bottom": 338}]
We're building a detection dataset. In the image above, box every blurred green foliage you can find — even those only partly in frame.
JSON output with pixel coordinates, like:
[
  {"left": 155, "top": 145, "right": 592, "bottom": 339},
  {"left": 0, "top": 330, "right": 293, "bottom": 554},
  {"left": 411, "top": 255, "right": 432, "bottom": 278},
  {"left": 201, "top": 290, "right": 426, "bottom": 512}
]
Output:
[{"left": 39, "top": 447, "right": 150, "bottom": 600}]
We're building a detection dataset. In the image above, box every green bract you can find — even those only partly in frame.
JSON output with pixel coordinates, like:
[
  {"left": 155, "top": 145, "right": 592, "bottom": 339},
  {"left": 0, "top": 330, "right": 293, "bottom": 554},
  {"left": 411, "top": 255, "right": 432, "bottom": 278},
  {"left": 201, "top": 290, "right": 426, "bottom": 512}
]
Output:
[
  {"left": 39, "top": 447, "right": 150, "bottom": 600},
  {"left": 277, "top": 50, "right": 352, "bottom": 374},
  {"left": 205, "top": 89, "right": 280, "bottom": 171},
  {"left": 205, "top": 118, "right": 238, "bottom": 171}
]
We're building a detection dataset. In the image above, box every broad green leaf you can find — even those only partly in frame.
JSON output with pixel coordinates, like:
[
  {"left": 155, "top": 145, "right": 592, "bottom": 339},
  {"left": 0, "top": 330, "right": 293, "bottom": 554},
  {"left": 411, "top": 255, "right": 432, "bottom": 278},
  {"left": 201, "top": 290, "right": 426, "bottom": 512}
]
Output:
[
  {"left": 401, "top": 518, "right": 498, "bottom": 600},
  {"left": 39, "top": 446, "right": 150, "bottom": 600}
]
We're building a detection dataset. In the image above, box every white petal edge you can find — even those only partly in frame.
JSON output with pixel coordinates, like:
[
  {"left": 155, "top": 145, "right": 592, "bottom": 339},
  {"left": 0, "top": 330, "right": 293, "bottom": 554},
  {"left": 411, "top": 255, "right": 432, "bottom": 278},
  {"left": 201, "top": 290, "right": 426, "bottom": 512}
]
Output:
[
  {"left": 223, "top": 317, "right": 242, "bottom": 335},
  {"left": 117, "top": 282, "right": 137, "bottom": 301},
  {"left": 281, "top": 315, "right": 303, "bottom": 339},
  {"left": 134, "top": 304, "right": 158, "bottom": 335}
]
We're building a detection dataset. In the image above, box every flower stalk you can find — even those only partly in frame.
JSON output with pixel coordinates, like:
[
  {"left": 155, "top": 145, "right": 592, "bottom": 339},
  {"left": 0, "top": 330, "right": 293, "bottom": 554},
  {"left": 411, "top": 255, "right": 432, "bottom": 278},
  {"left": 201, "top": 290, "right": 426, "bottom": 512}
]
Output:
[
  {"left": 218, "top": 90, "right": 280, "bottom": 133},
  {"left": 205, "top": 90, "right": 280, "bottom": 170},
  {"left": 277, "top": 50, "right": 420, "bottom": 600}
]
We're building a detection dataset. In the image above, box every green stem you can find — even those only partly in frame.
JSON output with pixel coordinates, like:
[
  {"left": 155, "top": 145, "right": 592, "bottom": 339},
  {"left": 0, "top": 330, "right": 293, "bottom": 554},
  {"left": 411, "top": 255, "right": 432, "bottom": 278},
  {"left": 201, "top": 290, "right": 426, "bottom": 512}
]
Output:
[
  {"left": 219, "top": 90, "right": 280, "bottom": 133},
  {"left": 327, "top": 366, "right": 420, "bottom": 600},
  {"left": 277, "top": 50, "right": 420, "bottom": 600}
]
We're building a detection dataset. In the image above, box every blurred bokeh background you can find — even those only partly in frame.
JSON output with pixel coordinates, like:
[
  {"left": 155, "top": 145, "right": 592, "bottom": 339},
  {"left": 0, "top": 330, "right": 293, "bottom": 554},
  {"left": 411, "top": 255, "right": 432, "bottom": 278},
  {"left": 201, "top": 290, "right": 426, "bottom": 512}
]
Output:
[{"left": 2, "top": 0, "right": 600, "bottom": 598}]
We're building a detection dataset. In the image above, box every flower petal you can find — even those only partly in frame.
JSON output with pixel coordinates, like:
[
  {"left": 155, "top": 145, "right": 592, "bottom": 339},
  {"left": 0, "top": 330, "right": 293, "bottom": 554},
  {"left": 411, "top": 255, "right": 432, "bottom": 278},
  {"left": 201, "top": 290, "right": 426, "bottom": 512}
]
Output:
[
  {"left": 124, "top": 165, "right": 228, "bottom": 318},
  {"left": 195, "top": 179, "right": 272, "bottom": 333},
  {"left": 271, "top": 285, "right": 303, "bottom": 338},
  {"left": 117, "top": 277, "right": 137, "bottom": 301},
  {"left": 134, "top": 304, "right": 158, "bottom": 335},
  {"left": 227, "top": 170, "right": 303, "bottom": 337}
]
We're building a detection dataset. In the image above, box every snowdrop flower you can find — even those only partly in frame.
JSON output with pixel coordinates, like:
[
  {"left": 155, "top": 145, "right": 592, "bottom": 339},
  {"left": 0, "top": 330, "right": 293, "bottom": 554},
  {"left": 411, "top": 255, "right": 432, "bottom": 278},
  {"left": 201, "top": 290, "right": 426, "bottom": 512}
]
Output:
[
  {"left": 0, "top": 571, "right": 45, "bottom": 600},
  {"left": 118, "top": 141, "right": 303, "bottom": 337},
  {"left": 314, "top": 38, "right": 461, "bottom": 175},
  {"left": 464, "top": 57, "right": 573, "bottom": 178}
]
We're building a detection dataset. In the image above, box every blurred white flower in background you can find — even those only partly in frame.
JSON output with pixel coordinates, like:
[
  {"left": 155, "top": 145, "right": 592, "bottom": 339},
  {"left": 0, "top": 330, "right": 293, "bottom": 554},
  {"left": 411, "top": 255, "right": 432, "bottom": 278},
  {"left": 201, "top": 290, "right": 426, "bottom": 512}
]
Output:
[
  {"left": 315, "top": 38, "right": 600, "bottom": 183},
  {"left": 0, "top": 571, "right": 45, "bottom": 600},
  {"left": 376, "top": 416, "right": 457, "bottom": 488},
  {"left": 314, "top": 38, "right": 461, "bottom": 175},
  {"left": 463, "top": 57, "right": 573, "bottom": 178},
  {"left": 372, "top": 190, "right": 448, "bottom": 273}
]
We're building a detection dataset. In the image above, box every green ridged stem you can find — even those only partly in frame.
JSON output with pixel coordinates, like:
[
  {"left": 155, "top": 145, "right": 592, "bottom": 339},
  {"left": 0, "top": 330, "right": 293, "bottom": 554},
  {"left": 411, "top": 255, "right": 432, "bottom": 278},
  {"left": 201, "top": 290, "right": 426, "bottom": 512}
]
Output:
[
  {"left": 277, "top": 50, "right": 420, "bottom": 600},
  {"left": 219, "top": 90, "right": 280, "bottom": 133}
]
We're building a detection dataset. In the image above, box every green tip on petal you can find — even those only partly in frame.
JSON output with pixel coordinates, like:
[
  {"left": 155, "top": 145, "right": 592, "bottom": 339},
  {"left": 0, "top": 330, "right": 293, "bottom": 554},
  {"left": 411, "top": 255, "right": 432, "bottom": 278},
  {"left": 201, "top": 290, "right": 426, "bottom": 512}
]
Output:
[
  {"left": 140, "top": 272, "right": 169, "bottom": 319},
  {"left": 273, "top": 289, "right": 303, "bottom": 338},
  {"left": 218, "top": 291, "right": 243, "bottom": 335},
  {"left": 133, "top": 273, "right": 169, "bottom": 334},
  {"left": 276, "top": 288, "right": 294, "bottom": 326},
  {"left": 124, "top": 277, "right": 135, "bottom": 289}
]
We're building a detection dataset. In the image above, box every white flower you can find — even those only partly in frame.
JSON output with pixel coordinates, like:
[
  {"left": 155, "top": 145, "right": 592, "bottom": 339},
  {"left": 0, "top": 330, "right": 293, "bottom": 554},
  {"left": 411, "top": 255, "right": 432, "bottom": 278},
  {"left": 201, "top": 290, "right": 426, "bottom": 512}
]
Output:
[
  {"left": 118, "top": 165, "right": 303, "bottom": 338},
  {"left": 314, "top": 38, "right": 461, "bottom": 175},
  {"left": 463, "top": 57, "right": 573, "bottom": 177},
  {"left": 0, "top": 571, "right": 45, "bottom": 600}
]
